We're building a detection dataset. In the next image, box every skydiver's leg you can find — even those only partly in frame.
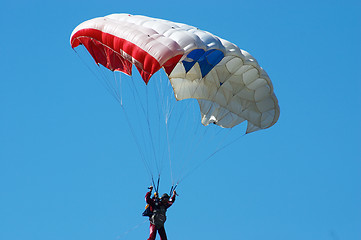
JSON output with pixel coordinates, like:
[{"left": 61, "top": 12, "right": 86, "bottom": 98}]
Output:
[
  {"left": 147, "top": 223, "right": 157, "bottom": 240},
  {"left": 158, "top": 226, "right": 167, "bottom": 240}
]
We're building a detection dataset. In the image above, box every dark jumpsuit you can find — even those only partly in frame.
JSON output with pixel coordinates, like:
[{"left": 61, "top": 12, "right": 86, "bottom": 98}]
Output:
[{"left": 145, "top": 191, "right": 176, "bottom": 240}]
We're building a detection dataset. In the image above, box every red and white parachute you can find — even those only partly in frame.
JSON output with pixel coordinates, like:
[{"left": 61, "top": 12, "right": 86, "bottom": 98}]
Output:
[{"left": 70, "top": 13, "right": 279, "bottom": 133}]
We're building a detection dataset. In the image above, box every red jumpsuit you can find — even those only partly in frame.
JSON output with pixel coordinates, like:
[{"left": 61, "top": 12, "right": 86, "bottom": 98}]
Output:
[{"left": 145, "top": 191, "right": 176, "bottom": 240}]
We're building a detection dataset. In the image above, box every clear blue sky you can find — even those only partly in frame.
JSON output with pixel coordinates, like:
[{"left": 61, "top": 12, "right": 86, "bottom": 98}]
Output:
[{"left": 1, "top": 1, "right": 360, "bottom": 240}]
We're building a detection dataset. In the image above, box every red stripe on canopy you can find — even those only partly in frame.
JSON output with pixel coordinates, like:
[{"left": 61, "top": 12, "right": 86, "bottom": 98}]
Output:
[{"left": 71, "top": 28, "right": 182, "bottom": 83}]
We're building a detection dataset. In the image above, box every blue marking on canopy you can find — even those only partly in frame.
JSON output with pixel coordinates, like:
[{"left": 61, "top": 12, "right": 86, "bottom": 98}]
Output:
[
  {"left": 182, "top": 61, "right": 196, "bottom": 73},
  {"left": 187, "top": 49, "right": 205, "bottom": 59},
  {"left": 182, "top": 49, "right": 205, "bottom": 72},
  {"left": 182, "top": 49, "right": 224, "bottom": 78},
  {"left": 198, "top": 49, "right": 224, "bottom": 77}
]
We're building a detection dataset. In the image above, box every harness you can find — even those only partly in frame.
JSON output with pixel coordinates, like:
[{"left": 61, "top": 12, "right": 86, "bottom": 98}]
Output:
[
  {"left": 151, "top": 201, "right": 167, "bottom": 229},
  {"left": 143, "top": 198, "right": 168, "bottom": 229}
]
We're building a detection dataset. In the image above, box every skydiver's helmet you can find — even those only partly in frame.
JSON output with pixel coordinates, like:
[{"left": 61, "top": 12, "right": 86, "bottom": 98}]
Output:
[{"left": 161, "top": 193, "right": 170, "bottom": 201}]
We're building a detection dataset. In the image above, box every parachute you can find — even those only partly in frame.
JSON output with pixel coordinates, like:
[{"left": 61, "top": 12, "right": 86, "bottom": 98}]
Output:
[{"left": 70, "top": 14, "right": 279, "bottom": 134}]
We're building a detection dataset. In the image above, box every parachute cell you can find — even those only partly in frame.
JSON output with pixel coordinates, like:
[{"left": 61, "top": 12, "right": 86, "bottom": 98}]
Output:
[{"left": 70, "top": 14, "right": 280, "bottom": 133}]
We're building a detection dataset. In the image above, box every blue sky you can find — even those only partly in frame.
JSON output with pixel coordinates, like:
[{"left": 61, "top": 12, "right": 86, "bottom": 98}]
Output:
[{"left": 1, "top": 1, "right": 360, "bottom": 240}]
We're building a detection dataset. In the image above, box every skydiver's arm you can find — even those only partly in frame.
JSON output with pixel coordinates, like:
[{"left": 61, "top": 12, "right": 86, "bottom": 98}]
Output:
[
  {"left": 145, "top": 186, "right": 153, "bottom": 204},
  {"left": 171, "top": 191, "right": 176, "bottom": 202},
  {"left": 167, "top": 191, "right": 176, "bottom": 208}
]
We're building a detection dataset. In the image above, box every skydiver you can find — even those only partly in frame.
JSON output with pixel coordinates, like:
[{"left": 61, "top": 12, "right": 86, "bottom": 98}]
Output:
[{"left": 145, "top": 186, "right": 176, "bottom": 240}]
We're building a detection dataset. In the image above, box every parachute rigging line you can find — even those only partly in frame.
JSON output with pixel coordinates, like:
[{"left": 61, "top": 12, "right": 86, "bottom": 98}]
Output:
[
  {"left": 77, "top": 35, "right": 176, "bottom": 181},
  {"left": 115, "top": 219, "right": 148, "bottom": 240},
  {"left": 115, "top": 75, "right": 155, "bottom": 180},
  {"left": 124, "top": 75, "right": 159, "bottom": 179},
  {"left": 174, "top": 124, "right": 215, "bottom": 181},
  {"left": 76, "top": 49, "right": 156, "bottom": 180},
  {"left": 74, "top": 48, "right": 120, "bottom": 103},
  {"left": 153, "top": 74, "right": 173, "bottom": 182},
  {"left": 144, "top": 80, "right": 160, "bottom": 175},
  {"left": 169, "top": 184, "right": 178, "bottom": 196},
  {"left": 75, "top": 47, "right": 242, "bottom": 189},
  {"left": 178, "top": 132, "right": 246, "bottom": 184}
]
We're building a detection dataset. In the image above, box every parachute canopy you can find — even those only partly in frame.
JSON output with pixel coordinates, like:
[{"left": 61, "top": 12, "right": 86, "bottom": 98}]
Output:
[{"left": 70, "top": 14, "right": 280, "bottom": 133}]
